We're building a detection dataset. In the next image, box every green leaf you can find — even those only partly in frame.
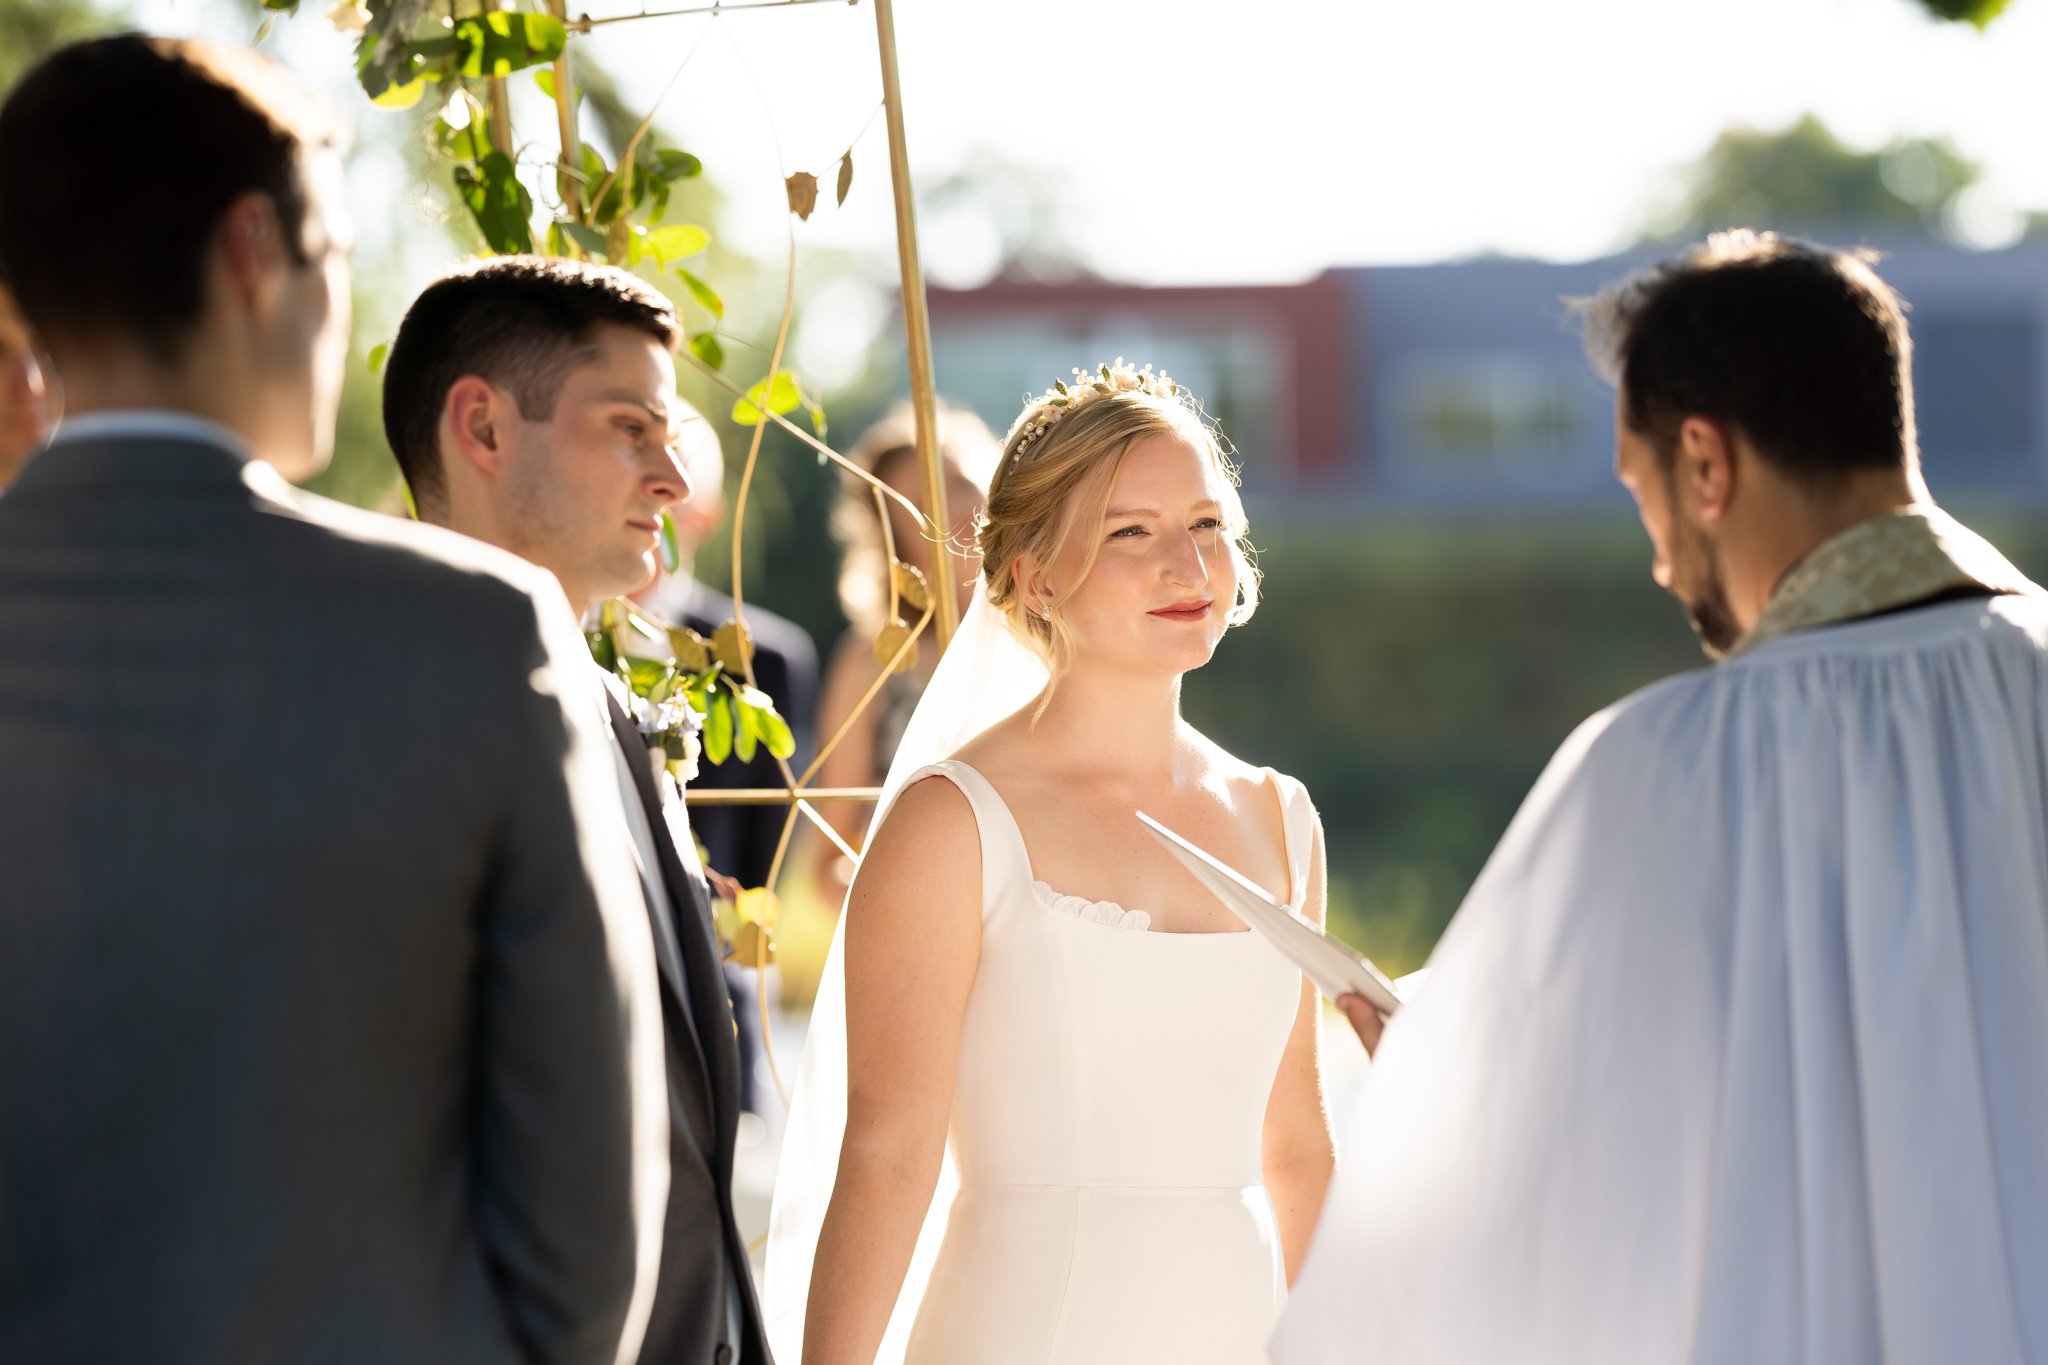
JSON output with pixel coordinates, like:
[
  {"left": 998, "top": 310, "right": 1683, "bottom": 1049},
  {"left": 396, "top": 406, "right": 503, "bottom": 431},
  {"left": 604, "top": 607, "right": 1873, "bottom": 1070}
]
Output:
[
  {"left": 730, "top": 370, "right": 802, "bottom": 426},
  {"left": 808, "top": 401, "right": 828, "bottom": 440},
  {"left": 658, "top": 511, "right": 682, "bottom": 574},
  {"left": 758, "top": 705, "right": 796, "bottom": 760},
  {"left": 687, "top": 332, "right": 724, "bottom": 372},
  {"left": 453, "top": 151, "right": 534, "bottom": 255},
  {"left": 372, "top": 74, "right": 429, "bottom": 109},
  {"left": 731, "top": 687, "right": 760, "bottom": 762},
  {"left": 366, "top": 342, "right": 389, "bottom": 374},
  {"left": 703, "top": 691, "right": 733, "bottom": 765},
  {"left": 532, "top": 68, "right": 559, "bottom": 99},
  {"left": 586, "top": 627, "right": 617, "bottom": 672},
  {"left": 674, "top": 267, "right": 723, "bottom": 319},
  {"left": 545, "top": 220, "right": 567, "bottom": 256},
  {"left": 645, "top": 223, "right": 709, "bottom": 262},
  {"left": 581, "top": 142, "right": 625, "bottom": 225},
  {"left": 559, "top": 220, "right": 607, "bottom": 256},
  {"left": 1913, "top": 0, "right": 2010, "bottom": 24},
  {"left": 622, "top": 655, "right": 669, "bottom": 695},
  {"left": 453, "top": 11, "right": 567, "bottom": 80},
  {"left": 654, "top": 148, "right": 703, "bottom": 181}
]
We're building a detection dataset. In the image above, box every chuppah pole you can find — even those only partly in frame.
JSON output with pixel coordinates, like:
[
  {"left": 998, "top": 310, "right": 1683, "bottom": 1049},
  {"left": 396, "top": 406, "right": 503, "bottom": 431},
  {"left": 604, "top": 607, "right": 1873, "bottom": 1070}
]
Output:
[{"left": 872, "top": 0, "right": 958, "bottom": 650}]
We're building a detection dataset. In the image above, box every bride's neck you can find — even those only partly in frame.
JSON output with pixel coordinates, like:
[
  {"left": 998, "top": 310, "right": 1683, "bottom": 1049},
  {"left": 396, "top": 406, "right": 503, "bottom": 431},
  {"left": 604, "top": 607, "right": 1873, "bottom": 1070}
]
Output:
[{"left": 1027, "top": 664, "right": 1187, "bottom": 788}]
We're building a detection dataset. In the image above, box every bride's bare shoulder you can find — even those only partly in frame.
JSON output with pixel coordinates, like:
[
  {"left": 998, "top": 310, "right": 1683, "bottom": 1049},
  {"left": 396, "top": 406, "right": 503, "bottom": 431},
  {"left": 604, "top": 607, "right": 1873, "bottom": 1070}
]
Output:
[
  {"left": 1179, "top": 725, "right": 1278, "bottom": 797},
  {"left": 950, "top": 710, "right": 1037, "bottom": 776}
]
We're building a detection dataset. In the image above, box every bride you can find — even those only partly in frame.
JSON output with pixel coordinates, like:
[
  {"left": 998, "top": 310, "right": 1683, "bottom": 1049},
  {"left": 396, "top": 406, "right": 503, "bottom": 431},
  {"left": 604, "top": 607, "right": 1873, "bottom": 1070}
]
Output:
[{"left": 767, "top": 361, "right": 1336, "bottom": 1364}]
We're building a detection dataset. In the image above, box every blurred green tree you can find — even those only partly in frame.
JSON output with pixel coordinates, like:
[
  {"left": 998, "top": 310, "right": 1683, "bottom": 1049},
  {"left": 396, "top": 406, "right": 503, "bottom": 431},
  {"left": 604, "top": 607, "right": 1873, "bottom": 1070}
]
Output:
[
  {"left": 1912, "top": 0, "right": 2013, "bottom": 24},
  {"left": 1642, "top": 114, "right": 1981, "bottom": 244},
  {"left": 0, "top": 0, "right": 103, "bottom": 90}
]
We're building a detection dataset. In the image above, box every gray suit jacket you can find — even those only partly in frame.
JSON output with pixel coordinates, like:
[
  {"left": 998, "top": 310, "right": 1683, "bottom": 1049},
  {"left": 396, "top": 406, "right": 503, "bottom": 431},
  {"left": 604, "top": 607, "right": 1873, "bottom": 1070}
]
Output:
[
  {"left": 596, "top": 693, "right": 770, "bottom": 1365},
  {"left": 0, "top": 434, "right": 668, "bottom": 1365}
]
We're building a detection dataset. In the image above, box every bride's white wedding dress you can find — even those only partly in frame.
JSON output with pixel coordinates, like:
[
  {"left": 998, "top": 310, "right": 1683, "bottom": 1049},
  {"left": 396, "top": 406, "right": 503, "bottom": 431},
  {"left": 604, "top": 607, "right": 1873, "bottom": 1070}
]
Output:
[{"left": 897, "top": 758, "right": 1308, "bottom": 1365}]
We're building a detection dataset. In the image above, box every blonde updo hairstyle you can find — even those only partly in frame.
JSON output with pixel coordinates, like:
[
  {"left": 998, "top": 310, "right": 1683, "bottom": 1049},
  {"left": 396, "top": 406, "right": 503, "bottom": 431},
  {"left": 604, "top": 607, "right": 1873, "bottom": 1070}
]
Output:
[{"left": 980, "top": 363, "right": 1260, "bottom": 693}]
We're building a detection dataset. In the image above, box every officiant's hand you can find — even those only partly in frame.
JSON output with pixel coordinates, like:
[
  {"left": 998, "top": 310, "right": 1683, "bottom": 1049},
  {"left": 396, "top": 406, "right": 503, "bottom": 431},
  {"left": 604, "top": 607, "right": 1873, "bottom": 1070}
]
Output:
[{"left": 1337, "top": 993, "right": 1385, "bottom": 1057}]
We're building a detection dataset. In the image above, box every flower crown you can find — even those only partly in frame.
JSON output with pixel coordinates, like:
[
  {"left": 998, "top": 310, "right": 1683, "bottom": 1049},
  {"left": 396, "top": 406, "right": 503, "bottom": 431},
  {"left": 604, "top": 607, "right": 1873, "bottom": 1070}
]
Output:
[{"left": 1011, "top": 358, "right": 1180, "bottom": 458}]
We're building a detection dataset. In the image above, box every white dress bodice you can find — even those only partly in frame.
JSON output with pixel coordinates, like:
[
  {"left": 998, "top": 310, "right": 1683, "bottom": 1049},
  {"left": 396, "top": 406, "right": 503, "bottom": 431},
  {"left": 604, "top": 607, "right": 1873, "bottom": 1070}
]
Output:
[{"left": 903, "top": 759, "right": 1309, "bottom": 1364}]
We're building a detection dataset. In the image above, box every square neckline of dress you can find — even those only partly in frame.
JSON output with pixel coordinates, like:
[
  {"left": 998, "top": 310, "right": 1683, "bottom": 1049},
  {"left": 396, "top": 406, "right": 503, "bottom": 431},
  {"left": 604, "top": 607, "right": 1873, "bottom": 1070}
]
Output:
[{"left": 934, "top": 758, "right": 1302, "bottom": 938}]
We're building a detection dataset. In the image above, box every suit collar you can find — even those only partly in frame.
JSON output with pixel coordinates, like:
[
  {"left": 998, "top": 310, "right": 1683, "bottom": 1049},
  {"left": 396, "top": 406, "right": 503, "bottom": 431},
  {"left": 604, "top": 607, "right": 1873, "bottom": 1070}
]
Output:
[
  {"left": 9, "top": 429, "right": 269, "bottom": 500},
  {"left": 50, "top": 409, "right": 250, "bottom": 456}
]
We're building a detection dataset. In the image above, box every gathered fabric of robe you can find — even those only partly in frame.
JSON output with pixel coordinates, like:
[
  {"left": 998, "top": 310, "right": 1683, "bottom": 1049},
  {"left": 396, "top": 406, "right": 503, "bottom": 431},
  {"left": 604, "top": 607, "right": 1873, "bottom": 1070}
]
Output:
[{"left": 1276, "top": 512, "right": 2048, "bottom": 1364}]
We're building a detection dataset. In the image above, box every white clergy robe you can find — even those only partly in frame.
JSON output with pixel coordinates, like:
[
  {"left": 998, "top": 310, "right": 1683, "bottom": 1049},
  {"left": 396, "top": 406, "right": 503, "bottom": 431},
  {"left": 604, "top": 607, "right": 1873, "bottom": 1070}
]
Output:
[{"left": 1277, "top": 510, "right": 2048, "bottom": 1365}]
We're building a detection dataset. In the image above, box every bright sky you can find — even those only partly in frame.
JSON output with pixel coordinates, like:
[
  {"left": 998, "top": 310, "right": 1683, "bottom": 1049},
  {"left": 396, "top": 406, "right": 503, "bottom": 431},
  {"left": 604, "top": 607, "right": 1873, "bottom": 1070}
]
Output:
[
  {"left": 145, "top": 0, "right": 2046, "bottom": 301},
  {"left": 579, "top": 0, "right": 2044, "bottom": 282}
]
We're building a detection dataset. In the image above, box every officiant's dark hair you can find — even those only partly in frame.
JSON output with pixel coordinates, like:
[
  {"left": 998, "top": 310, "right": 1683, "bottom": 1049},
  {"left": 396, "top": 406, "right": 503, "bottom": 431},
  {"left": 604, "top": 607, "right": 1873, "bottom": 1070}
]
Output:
[
  {"left": 1576, "top": 231, "right": 1916, "bottom": 484},
  {"left": 382, "top": 257, "right": 680, "bottom": 511},
  {"left": 0, "top": 35, "right": 346, "bottom": 363}
]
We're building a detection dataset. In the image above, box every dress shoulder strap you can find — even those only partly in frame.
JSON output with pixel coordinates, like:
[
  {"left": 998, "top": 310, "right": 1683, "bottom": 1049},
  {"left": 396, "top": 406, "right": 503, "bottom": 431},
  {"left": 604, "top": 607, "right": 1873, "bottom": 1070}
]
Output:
[
  {"left": 892, "top": 759, "right": 1034, "bottom": 921},
  {"left": 1262, "top": 768, "right": 1319, "bottom": 909}
]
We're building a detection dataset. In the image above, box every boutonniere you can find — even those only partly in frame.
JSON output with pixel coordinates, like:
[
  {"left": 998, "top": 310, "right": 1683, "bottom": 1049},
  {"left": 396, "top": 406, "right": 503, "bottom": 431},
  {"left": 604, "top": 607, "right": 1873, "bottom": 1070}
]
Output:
[{"left": 586, "top": 599, "right": 798, "bottom": 789}]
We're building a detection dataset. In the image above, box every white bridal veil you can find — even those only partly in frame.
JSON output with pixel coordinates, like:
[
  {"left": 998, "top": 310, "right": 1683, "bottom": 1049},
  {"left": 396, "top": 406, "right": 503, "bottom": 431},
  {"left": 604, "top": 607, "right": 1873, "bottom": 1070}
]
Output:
[{"left": 763, "top": 589, "right": 1050, "bottom": 1363}]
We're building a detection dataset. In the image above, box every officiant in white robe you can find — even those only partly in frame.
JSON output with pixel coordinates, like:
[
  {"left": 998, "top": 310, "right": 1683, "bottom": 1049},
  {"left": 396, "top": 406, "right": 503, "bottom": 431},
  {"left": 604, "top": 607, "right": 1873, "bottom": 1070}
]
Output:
[{"left": 1278, "top": 233, "right": 2048, "bottom": 1365}]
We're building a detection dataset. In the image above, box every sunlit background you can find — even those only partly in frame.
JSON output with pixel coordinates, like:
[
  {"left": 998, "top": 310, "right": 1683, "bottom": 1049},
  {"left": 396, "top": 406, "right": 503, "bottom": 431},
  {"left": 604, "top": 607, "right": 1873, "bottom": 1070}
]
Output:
[{"left": 12, "top": 0, "right": 2045, "bottom": 1249}]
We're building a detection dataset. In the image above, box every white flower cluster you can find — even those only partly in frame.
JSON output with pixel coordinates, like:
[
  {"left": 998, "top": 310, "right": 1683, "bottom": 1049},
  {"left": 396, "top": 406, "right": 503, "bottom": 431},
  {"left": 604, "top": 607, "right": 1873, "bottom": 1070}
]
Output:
[
  {"left": 631, "top": 690, "right": 703, "bottom": 785},
  {"left": 1011, "top": 358, "right": 1180, "bottom": 459},
  {"left": 630, "top": 690, "right": 700, "bottom": 741}
]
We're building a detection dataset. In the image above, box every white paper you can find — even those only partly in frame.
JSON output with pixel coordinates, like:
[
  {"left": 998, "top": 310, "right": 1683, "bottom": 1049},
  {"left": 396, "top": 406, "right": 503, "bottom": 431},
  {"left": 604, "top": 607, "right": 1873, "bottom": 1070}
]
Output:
[{"left": 1137, "top": 811, "right": 1402, "bottom": 1016}]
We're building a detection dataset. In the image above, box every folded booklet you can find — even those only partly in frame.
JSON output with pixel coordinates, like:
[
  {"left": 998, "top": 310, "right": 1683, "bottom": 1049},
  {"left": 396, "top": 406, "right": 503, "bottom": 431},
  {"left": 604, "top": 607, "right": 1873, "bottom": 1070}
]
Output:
[{"left": 1137, "top": 810, "right": 1403, "bottom": 1016}]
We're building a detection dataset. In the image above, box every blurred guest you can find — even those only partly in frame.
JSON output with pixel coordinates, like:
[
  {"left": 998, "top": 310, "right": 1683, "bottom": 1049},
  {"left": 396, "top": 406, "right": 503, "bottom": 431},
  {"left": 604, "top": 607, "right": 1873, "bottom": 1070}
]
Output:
[
  {"left": 635, "top": 402, "right": 820, "bottom": 887},
  {"left": 382, "top": 256, "right": 771, "bottom": 1365},
  {"left": 809, "top": 401, "right": 998, "bottom": 899},
  {"left": 1282, "top": 233, "right": 2048, "bottom": 1364},
  {"left": 631, "top": 406, "right": 819, "bottom": 1115},
  {"left": 0, "top": 36, "right": 667, "bottom": 1365},
  {"left": 0, "top": 285, "right": 52, "bottom": 486}
]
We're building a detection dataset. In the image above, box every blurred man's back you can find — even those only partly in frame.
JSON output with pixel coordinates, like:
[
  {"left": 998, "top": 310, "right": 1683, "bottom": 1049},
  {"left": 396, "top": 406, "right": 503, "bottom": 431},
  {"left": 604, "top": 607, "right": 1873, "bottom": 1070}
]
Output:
[{"left": 0, "top": 37, "right": 667, "bottom": 1365}]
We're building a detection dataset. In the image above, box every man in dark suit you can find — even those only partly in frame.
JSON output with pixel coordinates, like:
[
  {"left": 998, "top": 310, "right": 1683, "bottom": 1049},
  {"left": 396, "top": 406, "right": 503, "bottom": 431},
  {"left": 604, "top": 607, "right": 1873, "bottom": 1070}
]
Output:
[
  {"left": 382, "top": 256, "right": 771, "bottom": 1365},
  {"left": 0, "top": 37, "right": 669, "bottom": 1365},
  {"left": 633, "top": 411, "right": 820, "bottom": 1115}
]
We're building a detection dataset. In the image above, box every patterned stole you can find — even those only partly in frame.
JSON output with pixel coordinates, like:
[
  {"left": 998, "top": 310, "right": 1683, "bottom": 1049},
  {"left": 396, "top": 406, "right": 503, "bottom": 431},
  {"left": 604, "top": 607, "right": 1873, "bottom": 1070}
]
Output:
[{"left": 1728, "top": 506, "right": 2044, "bottom": 658}]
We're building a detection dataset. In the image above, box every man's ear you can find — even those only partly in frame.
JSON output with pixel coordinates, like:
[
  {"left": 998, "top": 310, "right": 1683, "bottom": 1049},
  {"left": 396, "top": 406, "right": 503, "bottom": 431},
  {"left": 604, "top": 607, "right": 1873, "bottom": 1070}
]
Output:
[
  {"left": 1676, "top": 415, "right": 1737, "bottom": 525},
  {"left": 443, "top": 375, "right": 508, "bottom": 479},
  {"left": 213, "top": 191, "right": 292, "bottom": 326}
]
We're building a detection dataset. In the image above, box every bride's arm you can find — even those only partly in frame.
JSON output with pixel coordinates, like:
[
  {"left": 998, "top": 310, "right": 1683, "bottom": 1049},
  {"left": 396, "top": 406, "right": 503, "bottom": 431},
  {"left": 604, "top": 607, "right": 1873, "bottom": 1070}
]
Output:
[
  {"left": 1262, "top": 807, "right": 1339, "bottom": 1286},
  {"left": 803, "top": 775, "right": 983, "bottom": 1364}
]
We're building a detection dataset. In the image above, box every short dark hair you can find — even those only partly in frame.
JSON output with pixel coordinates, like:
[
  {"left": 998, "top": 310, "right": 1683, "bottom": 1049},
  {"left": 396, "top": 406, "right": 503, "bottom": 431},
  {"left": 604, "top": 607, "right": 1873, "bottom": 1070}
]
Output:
[
  {"left": 1577, "top": 231, "right": 1917, "bottom": 483},
  {"left": 381, "top": 256, "right": 682, "bottom": 509},
  {"left": 0, "top": 35, "right": 346, "bottom": 362}
]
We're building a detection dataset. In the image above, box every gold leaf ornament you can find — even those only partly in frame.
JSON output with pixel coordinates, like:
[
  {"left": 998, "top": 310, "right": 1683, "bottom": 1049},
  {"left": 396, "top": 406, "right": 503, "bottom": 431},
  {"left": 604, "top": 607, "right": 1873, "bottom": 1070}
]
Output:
[
  {"left": 732, "top": 886, "right": 779, "bottom": 967},
  {"left": 712, "top": 620, "right": 754, "bottom": 672},
  {"left": 732, "top": 921, "right": 775, "bottom": 968},
  {"left": 666, "top": 626, "right": 712, "bottom": 673},
  {"left": 835, "top": 150, "right": 854, "bottom": 207},
  {"left": 873, "top": 620, "right": 919, "bottom": 674},
  {"left": 785, "top": 171, "right": 819, "bottom": 221},
  {"left": 892, "top": 559, "right": 932, "bottom": 614}
]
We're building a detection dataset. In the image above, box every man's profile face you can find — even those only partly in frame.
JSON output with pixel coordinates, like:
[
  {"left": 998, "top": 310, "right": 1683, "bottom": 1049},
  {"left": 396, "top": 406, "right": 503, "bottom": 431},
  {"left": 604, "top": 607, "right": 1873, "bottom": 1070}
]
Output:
[
  {"left": 496, "top": 322, "right": 691, "bottom": 611},
  {"left": 1612, "top": 391, "right": 1740, "bottom": 653}
]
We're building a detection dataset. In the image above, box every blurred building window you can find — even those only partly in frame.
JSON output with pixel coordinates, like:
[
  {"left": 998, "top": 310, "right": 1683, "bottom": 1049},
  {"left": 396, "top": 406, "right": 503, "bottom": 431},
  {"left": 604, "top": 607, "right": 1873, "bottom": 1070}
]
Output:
[{"left": 1389, "top": 356, "right": 1586, "bottom": 487}]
